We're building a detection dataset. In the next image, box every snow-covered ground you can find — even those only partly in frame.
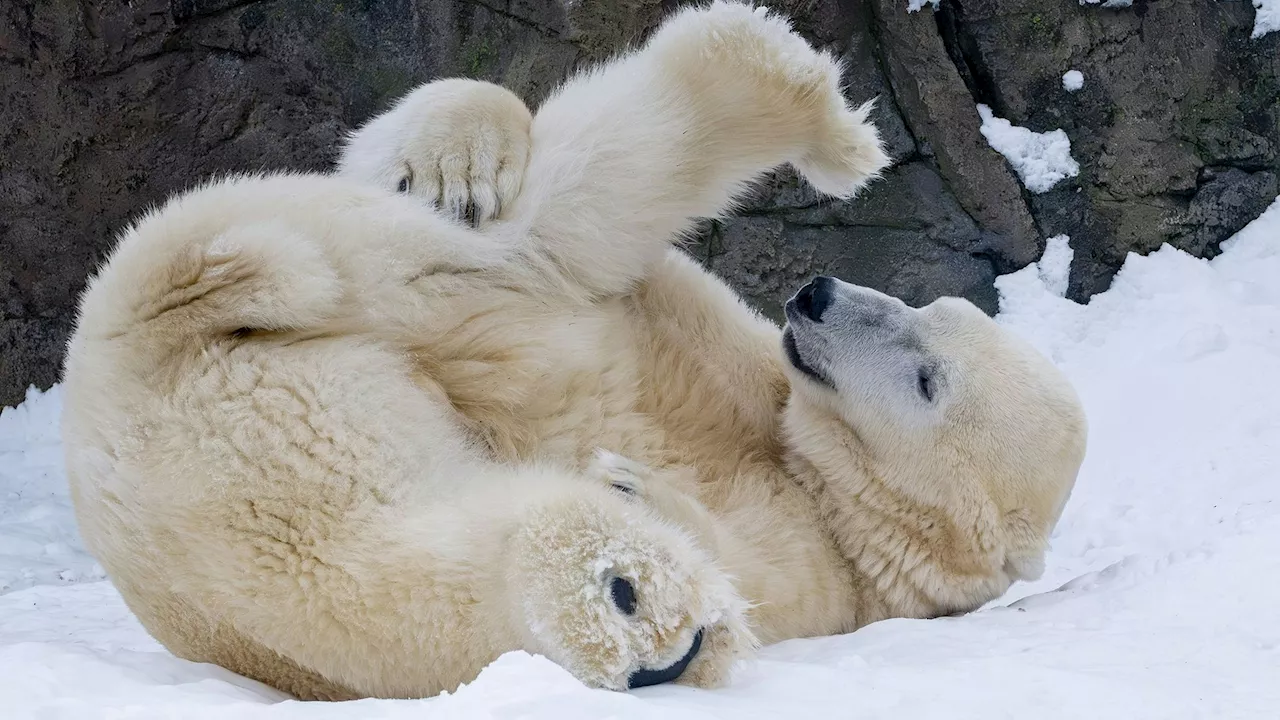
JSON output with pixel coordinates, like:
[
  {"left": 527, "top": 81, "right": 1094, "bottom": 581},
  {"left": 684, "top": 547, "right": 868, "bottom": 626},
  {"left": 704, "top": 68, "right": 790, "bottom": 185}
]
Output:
[{"left": 3, "top": 199, "right": 1279, "bottom": 717}]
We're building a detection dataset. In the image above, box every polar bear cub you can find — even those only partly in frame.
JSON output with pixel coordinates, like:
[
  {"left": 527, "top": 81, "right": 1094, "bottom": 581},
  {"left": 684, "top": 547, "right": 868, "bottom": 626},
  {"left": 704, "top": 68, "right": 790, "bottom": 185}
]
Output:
[{"left": 62, "top": 1, "right": 889, "bottom": 701}]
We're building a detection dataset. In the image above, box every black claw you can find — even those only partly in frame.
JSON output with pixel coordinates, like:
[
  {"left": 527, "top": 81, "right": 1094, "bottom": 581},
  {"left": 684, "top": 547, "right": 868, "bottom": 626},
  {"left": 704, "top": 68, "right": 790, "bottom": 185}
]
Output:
[
  {"left": 610, "top": 577, "right": 637, "bottom": 616},
  {"left": 627, "top": 629, "right": 704, "bottom": 689}
]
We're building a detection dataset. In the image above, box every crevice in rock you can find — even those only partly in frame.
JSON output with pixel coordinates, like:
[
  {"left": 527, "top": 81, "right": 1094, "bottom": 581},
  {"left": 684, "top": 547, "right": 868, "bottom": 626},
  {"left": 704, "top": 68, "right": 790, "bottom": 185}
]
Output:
[
  {"left": 967, "top": 248, "right": 1004, "bottom": 285},
  {"left": 861, "top": 0, "right": 924, "bottom": 160},
  {"left": 14, "top": 1, "right": 47, "bottom": 59},
  {"left": 78, "top": 47, "right": 196, "bottom": 81},
  {"left": 172, "top": 0, "right": 271, "bottom": 23},
  {"left": 933, "top": 1, "right": 1046, "bottom": 256},
  {"left": 457, "top": 0, "right": 564, "bottom": 39},
  {"left": 933, "top": 0, "right": 1001, "bottom": 111}
]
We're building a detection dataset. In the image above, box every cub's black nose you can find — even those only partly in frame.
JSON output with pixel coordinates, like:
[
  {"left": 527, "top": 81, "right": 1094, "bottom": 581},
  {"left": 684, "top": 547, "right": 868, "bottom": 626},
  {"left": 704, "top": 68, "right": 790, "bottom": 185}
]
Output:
[
  {"left": 794, "top": 276, "right": 834, "bottom": 322},
  {"left": 627, "top": 629, "right": 704, "bottom": 689}
]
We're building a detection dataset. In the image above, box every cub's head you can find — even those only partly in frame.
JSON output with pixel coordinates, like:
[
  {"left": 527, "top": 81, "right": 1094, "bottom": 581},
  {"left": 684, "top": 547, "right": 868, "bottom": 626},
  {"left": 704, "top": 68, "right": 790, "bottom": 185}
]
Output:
[{"left": 781, "top": 276, "right": 1086, "bottom": 591}]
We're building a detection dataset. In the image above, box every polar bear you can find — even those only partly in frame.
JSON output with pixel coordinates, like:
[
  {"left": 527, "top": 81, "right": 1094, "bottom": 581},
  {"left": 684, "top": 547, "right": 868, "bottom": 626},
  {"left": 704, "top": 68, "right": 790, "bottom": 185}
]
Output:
[
  {"left": 335, "top": 8, "right": 1087, "bottom": 651},
  {"left": 61, "top": 1, "right": 896, "bottom": 701}
]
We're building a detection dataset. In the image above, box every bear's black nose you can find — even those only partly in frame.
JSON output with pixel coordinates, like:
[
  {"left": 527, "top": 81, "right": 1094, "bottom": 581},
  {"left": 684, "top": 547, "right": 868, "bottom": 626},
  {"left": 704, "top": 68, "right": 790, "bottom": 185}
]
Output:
[
  {"left": 794, "top": 276, "right": 834, "bottom": 322},
  {"left": 610, "top": 577, "right": 637, "bottom": 615},
  {"left": 627, "top": 629, "right": 704, "bottom": 689}
]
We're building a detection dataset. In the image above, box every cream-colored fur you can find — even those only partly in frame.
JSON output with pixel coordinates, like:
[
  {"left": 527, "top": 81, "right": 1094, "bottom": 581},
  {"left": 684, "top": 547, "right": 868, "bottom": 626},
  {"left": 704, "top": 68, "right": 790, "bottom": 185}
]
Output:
[
  {"left": 335, "top": 78, "right": 531, "bottom": 227},
  {"left": 62, "top": 1, "right": 900, "bottom": 700},
  {"left": 336, "top": 4, "right": 1088, "bottom": 647}
]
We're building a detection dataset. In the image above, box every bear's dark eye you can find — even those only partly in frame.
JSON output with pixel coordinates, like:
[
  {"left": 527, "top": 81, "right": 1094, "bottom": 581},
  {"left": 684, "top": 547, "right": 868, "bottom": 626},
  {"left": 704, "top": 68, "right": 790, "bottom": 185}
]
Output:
[
  {"left": 396, "top": 176, "right": 410, "bottom": 193},
  {"left": 917, "top": 369, "right": 934, "bottom": 402}
]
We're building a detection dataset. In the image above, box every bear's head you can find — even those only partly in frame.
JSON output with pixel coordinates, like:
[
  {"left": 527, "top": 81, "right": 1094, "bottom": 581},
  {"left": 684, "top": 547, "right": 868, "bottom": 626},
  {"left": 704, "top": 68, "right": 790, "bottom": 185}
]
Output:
[{"left": 779, "top": 276, "right": 1087, "bottom": 614}]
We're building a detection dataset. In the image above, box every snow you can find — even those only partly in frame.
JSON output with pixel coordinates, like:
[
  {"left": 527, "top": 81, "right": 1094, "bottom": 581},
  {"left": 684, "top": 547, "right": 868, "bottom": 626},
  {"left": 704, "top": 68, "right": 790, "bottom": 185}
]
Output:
[
  {"left": 0, "top": 385, "right": 104, "bottom": 594},
  {"left": 1062, "top": 69, "right": 1084, "bottom": 92},
  {"left": 1026, "top": 234, "right": 1074, "bottom": 298},
  {"left": 977, "top": 103, "right": 1080, "bottom": 193},
  {"left": 3, "top": 199, "right": 1280, "bottom": 717},
  {"left": 905, "top": 0, "right": 938, "bottom": 12},
  {"left": 1255, "top": 0, "right": 1279, "bottom": 38}
]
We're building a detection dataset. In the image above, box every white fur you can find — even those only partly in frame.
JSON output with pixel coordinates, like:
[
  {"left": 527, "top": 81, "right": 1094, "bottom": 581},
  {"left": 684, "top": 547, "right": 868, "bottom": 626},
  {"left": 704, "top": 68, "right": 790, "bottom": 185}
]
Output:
[
  {"left": 336, "top": 79, "right": 531, "bottom": 227},
  {"left": 338, "top": 4, "right": 1087, "bottom": 644},
  {"left": 65, "top": 0, "right": 1087, "bottom": 702},
  {"left": 64, "top": 2, "right": 897, "bottom": 700}
]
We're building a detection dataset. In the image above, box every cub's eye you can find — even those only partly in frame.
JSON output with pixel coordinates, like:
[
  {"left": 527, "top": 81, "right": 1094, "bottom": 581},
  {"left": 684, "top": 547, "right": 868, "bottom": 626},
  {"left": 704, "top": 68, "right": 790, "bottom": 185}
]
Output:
[
  {"left": 396, "top": 176, "right": 410, "bottom": 193},
  {"left": 917, "top": 369, "right": 934, "bottom": 402}
]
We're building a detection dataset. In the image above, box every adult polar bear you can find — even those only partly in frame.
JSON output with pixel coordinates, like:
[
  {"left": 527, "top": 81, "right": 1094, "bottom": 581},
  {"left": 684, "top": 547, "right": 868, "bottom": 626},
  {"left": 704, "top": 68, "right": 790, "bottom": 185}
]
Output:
[
  {"left": 61, "top": 1, "right": 1086, "bottom": 705},
  {"left": 63, "top": 2, "right": 883, "bottom": 699},
  {"left": 338, "top": 4, "right": 1087, "bottom": 648}
]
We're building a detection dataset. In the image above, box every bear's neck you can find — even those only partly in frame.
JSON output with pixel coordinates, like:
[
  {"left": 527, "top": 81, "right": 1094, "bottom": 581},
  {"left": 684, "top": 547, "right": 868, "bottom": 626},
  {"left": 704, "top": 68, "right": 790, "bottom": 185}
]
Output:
[{"left": 779, "top": 400, "right": 1010, "bottom": 628}]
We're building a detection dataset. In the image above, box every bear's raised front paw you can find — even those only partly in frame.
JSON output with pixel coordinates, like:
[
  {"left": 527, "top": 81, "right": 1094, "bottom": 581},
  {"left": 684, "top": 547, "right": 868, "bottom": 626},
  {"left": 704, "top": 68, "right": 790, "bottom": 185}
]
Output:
[
  {"left": 510, "top": 493, "right": 754, "bottom": 690},
  {"left": 337, "top": 78, "right": 531, "bottom": 227}
]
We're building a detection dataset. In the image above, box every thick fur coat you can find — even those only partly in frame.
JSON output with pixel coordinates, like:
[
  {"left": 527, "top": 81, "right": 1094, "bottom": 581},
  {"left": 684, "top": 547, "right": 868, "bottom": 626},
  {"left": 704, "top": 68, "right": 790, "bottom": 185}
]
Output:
[{"left": 63, "top": 1, "right": 1087, "bottom": 702}]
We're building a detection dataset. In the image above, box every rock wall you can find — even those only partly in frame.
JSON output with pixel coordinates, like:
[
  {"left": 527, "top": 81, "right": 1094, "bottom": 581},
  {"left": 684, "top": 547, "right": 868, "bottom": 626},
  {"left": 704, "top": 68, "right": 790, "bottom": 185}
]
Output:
[{"left": 2, "top": 0, "right": 1276, "bottom": 407}]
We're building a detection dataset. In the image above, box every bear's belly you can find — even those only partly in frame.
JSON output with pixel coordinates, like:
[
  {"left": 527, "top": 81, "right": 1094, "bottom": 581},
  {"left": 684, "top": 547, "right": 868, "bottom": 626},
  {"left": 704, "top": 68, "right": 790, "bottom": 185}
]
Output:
[{"left": 423, "top": 298, "right": 668, "bottom": 473}]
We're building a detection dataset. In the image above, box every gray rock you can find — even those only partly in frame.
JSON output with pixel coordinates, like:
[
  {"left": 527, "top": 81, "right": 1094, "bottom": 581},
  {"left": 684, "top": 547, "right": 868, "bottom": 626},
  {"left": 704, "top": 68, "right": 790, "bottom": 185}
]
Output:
[
  {"left": 952, "top": 0, "right": 1279, "bottom": 297},
  {"left": 0, "top": 0, "right": 583, "bottom": 408},
  {"left": 1, "top": 0, "right": 1277, "bottom": 407},
  {"left": 692, "top": 161, "right": 1001, "bottom": 320},
  {"left": 872, "top": 0, "right": 1043, "bottom": 271},
  {"left": 1170, "top": 168, "right": 1278, "bottom": 258}
]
